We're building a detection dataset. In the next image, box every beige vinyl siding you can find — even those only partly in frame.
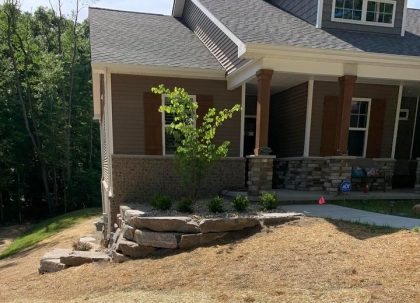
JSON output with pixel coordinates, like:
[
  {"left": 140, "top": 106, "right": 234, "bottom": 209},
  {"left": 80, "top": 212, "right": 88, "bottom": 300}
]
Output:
[
  {"left": 111, "top": 74, "right": 242, "bottom": 157},
  {"left": 310, "top": 81, "right": 399, "bottom": 157},
  {"left": 322, "top": 0, "right": 405, "bottom": 35},
  {"left": 269, "top": 82, "right": 308, "bottom": 157},
  {"left": 395, "top": 97, "right": 418, "bottom": 159},
  {"left": 182, "top": 0, "right": 248, "bottom": 74}
]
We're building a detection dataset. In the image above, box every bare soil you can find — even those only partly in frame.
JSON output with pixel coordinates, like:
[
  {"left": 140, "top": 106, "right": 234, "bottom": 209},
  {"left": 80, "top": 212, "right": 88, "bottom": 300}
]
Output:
[{"left": 0, "top": 216, "right": 419, "bottom": 303}]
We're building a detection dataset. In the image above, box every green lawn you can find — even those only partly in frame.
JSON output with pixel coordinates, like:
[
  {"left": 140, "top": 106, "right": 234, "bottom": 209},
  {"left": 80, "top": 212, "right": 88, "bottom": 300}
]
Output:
[
  {"left": 331, "top": 200, "right": 420, "bottom": 219},
  {"left": 0, "top": 208, "right": 100, "bottom": 259}
]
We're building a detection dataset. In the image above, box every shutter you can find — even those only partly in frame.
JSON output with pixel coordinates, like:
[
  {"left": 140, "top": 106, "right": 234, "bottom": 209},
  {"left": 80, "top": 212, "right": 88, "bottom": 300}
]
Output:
[
  {"left": 144, "top": 92, "right": 163, "bottom": 155},
  {"left": 366, "top": 99, "right": 386, "bottom": 158},
  {"left": 320, "top": 96, "right": 340, "bottom": 156},
  {"left": 196, "top": 95, "right": 213, "bottom": 127}
]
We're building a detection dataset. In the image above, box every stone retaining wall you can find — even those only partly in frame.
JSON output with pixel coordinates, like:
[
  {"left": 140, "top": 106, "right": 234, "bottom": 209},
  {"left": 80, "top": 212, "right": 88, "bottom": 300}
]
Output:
[
  {"left": 109, "top": 155, "right": 246, "bottom": 227},
  {"left": 110, "top": 205, "right": 302, "bottom": 262},
  {"left": 273, "top": 157, "right": 396, "bottom": 193}
]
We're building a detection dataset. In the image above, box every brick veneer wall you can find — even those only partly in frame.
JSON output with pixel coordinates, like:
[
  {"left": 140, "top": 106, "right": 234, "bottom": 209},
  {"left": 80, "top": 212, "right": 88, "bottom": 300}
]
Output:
[
  {"left": 109, "top": 155, "right": 246, "bottom": 225},
  {"left": 273, "top": 157, "right": 396, "bottom": 193}
]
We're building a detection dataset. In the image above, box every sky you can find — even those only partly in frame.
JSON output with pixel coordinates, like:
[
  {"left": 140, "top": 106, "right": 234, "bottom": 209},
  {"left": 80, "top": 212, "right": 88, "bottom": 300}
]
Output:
[{"left": 3, "top": 0, "right": 420, "bottom": 20}]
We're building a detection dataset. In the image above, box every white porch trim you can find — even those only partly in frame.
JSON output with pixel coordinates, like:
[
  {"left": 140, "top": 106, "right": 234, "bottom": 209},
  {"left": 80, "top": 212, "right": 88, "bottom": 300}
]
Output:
[
  {"left": 401, "top": 0, "right": 408, "bottom": 37},
  {"left": 316, "top": 0, "right": 324, "bottom": 28},
  {"left": 392, "top": 84, "right": 404, "bottom": 159},
  {"left": 303, "top": 80, "right": 314, "bottom": 157},
  {"left": 105, "top": 68, "right": 114, "bottom": 193},
  {"left": 92, "top": 72, "right": 101, "bottom": 120}
]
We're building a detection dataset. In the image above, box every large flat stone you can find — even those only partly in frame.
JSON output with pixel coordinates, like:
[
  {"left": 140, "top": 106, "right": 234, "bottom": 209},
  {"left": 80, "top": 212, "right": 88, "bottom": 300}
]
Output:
[
  {"left": 60, "top": 251, "right": 110, "bottom": 267},
  {"left": 117, "top": 239, "right": 156, "bottom": 258},
  {"left": 258, "top": 213, "right": 303, "bottom": 226},
  {"left": 41, "top": 249, "right": 72, "bottom": 261},
  {"left": 134, "top": 229, "right": 178, "bottom": 249},
  {"left": 131, "top": 217, "right": 200, "bottom": 233},
  {"left": 199, "top": 218, "right": 260, "bottom": 233},
  {"left": 179, "top": 233, "right": 228, "bottom": 250},
  {"left": 111, "top": 251, "right": 131, "bottom": 263},
  {"left": 39, "top": 259, "right": 67, "bottom": 274},
  {"left": 124, "top": 210, "right": 146, "bottom": 226},
  {"left": 122, "top": 225, "right": 135, "bottom": 241}
]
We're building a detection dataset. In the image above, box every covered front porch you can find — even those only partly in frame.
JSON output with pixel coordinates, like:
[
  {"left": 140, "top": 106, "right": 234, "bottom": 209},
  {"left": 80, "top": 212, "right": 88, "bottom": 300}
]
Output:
[{"left": 235, "top": 61, "right": 420, "bottom": 195}]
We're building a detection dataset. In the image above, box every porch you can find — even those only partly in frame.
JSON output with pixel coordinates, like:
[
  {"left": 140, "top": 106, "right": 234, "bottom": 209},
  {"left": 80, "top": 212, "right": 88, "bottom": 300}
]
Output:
[{"left": 238, "top": 66, "right": 420, "bottom": 195}]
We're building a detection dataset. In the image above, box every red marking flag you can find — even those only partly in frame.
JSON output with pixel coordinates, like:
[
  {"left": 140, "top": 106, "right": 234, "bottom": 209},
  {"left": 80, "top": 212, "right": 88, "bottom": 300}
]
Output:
[{"left": 319, "top": 196, "right": 326, "bottom": 205}]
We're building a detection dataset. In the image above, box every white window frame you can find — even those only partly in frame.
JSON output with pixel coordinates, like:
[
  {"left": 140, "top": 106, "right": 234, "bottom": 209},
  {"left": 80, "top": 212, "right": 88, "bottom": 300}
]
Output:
[
  {"left": 399, "top": 109, "right": 409, "bottom": 121},
  {"left": 331, "top": 0, "right": 397, "bottom": 28},
  {"left": 161, "top": 94, "right": 196, "bottom": 156},
  {"left": 348, "top": 98, "right": 372, "bottom": 158}
]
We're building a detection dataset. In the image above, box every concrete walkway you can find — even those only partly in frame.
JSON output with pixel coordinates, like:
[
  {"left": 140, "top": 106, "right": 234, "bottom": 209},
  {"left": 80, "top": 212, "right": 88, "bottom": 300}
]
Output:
[{"left": 282, "top": 204, "right": 420, "bottom": 229}]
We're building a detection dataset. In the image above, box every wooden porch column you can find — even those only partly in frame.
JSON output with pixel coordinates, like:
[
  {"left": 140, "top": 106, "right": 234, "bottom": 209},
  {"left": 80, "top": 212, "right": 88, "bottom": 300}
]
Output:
[
  {"left": 336, "top": 75, "right": 357, "bottom": 155},
  {"left": 254, "top": 69, "right": 273, "bottom": 155}
]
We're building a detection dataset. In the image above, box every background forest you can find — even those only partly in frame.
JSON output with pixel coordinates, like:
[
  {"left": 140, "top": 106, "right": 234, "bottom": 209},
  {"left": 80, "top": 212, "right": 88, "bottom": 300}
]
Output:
[{"left": 0, "top": 0, "right": 100, "bottom": 224}]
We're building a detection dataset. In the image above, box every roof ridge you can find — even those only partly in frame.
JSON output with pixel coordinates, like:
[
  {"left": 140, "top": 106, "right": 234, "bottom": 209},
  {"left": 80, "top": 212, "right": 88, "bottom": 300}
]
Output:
[
  {"left": 88, "top": 6, "right": 169, "bottom": 17},
  {"left": 408, "top": 7, "right": 420, "bottom": 11}
]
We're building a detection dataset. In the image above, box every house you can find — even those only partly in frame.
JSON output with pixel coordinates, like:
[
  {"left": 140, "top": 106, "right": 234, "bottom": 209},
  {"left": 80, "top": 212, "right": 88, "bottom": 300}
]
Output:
[{"left": 89, "top": 0, "right": 420, "bottom": 230}]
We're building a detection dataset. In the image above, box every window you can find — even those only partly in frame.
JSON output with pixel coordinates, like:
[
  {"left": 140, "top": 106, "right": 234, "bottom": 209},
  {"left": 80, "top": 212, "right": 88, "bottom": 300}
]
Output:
[
  {"left": 162, "top": 95, "right": 196, "bottom": 155},
  {"left": 332, "top": 0, "right": 396, "bottom": 27},
  {"left": 348, "top": 99, "right": 371, "bottom": 157},
  {"left": 399, "top": 109, "right": 409, "bottom": 121}
]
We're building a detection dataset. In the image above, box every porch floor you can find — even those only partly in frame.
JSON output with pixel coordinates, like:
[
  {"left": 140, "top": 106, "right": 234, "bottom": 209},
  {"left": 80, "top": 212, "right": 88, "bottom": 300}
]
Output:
[{"left": 223, "top": 189, "right": 420, "bottom": 202}]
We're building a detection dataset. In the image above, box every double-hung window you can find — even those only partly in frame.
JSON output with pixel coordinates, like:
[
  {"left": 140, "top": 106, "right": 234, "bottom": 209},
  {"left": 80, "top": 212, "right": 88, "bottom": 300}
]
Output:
[
  {"left": 348, "top": 99, "right": 371, "bottom": 157},
  {"left": 162, "top": 95, "right": 196, "bottom": 155},
  {"left": 332, "top": 0, "right": 396, "bottom": 27}
]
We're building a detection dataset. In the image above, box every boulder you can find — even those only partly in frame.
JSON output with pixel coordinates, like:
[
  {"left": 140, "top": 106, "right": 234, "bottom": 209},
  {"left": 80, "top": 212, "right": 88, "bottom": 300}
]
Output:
[
  {"left": 131, "top": 217, "right": 200, "bottom": 233},
  {"left": 179, "top": 233, "right": 228, "bottom": 250},
  {"left": 60, "top": 251, "right": 110, "bottom": 267},
  {"left": 134, "top": 229, "right": 178, "bottom": 249},
  {"left": 122, "top": 225, "right": 135, "bottom": 241},
  {"left": 111, "top": 251, "right": 131, "bottom": 263},
  {"left": 117, "top": 239, "right": 156, "bottom": 258},
  {"left": 412, "top": 204, "right": 420, "bottom": 215},
  {"left": 124, "top": 210, "right": 146, "bottom": 226},
  {"left": 199, "top": 218, "right": 260, "bottom": 233},
  {"left": 39, "top": 249, "right": 72, "bottom": 274},
  {"left": 258, "top": 213, "right": 302, "bottom": 226}
]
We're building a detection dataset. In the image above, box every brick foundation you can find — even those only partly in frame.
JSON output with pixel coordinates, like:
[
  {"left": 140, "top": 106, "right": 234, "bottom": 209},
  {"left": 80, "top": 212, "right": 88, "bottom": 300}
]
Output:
[
  {"left": 109, "top": 155, "right": 246, "bottom": 226},
  {"left": 247, "top": 156, "right": 275, "bottom": 196}
]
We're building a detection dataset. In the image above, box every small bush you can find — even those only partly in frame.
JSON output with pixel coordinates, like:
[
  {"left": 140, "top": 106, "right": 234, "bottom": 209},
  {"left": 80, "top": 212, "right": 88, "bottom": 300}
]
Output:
[
  {"left": 259, "top": 192, "right": 279, "bottom": 210},
  {"left": 232, "top": 195, "right": 249, "bottom": 212},
  {"left": 176, "top": 197, "right": 194, "bottom": 213},
  {"left": 151, "top": 195, "right": 172, "bottom": 211},
  {"left": 208, "top": 196, "right": 224, "bottom": 213},
  {"left": 72, "top": 240, "right": 92, "bottom": 251}
]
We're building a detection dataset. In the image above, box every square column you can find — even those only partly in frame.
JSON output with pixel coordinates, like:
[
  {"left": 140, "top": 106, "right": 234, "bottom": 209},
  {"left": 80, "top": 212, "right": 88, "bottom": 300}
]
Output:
[
  {"left": 336, "top": 75, "right": 357, "bottom": 155},
  {"left": 254, "top": 69, "right": 273, "bottom": 155}
]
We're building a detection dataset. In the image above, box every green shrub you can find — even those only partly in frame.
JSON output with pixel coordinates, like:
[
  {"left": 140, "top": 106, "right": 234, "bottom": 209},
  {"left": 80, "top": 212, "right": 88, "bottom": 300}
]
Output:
[
  {"left": 176, "top": 197, "right": 194, "bottom": 213},
  {"left": 151, "top": 195, "right": 172, "bottom": 211},
  {"left": 208, "top": 196, "right": 224, "bottom": 213},
  {"left": 259, "top": 192, "right": 279, "bottom": 210},
  {"left": 232, "top": 195, "right": 249, "bottom": 212}
]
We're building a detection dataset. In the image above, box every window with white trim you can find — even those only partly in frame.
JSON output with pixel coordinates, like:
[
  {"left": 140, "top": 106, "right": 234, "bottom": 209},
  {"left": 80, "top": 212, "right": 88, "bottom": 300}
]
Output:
[
  {"left": 162, "top": 95, "right": 196, "bottom": 155},
  {"left": 348, "top": 99, "right": 371, "bottom": 157},
  {"left": 399, "top": 109, "right": 409, "bottom": 121},
  {"left": 332, "top": 0, "right": 396, "bottom": 27}
]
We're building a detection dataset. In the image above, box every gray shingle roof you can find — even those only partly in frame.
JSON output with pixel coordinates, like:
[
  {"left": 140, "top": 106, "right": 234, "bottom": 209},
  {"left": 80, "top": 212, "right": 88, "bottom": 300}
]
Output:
[
  {"left": 199, "top": 0, "right": 420, "bottom": 57},
  {"left": 89, "top": 8, "right": 223, "bottom": 70}
]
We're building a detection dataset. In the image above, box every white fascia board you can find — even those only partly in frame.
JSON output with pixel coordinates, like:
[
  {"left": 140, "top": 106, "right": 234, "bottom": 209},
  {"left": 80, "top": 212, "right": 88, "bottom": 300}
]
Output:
[
  {"left": 172, "top": 0, "right": 186, "bottom": 17},
  {"left": 91, "top": 62, "right": 226, "bottom": 80},
  {"left": 191, "top": 0, "right": 247, "bottom": 56},
  {"left": 357, "top": 64, "right": 420, "bottom": 82},
  {"left": 243, "top": 43, "right": 420, "bottom": 68},
  {"left": 316, "top": 0, "right": 324, "bottom": 29},
  {"left": 227, "top": 60, "right": 263, "bottom": 90}
]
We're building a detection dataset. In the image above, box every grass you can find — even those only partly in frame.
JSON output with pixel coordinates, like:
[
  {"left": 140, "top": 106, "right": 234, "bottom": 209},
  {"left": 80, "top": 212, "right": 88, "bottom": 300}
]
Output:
[
  {"left": 331, "top": 199, "right": 420, "bottom": 218},
  {"left": 0, "top": 208, "right": 100, "bottom": 259}
]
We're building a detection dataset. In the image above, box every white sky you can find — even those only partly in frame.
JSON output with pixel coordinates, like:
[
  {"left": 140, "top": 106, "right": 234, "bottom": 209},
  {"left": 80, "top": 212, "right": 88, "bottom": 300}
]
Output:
[{"left": 2, "top": 0, "right": 420, "bottom": 20}]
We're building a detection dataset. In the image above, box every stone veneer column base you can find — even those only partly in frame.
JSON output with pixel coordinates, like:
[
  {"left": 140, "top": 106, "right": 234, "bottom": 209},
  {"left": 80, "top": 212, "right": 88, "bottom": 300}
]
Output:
[
  {"left": 416, "top": 158, "right": 420, "bottom": 193},
  {"left": 247, "top": 156, "right": 275, "bottom": 196}
]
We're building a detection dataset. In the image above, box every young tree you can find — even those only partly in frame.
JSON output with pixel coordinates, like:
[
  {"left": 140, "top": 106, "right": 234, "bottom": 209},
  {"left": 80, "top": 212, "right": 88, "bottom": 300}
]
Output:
[{"left": 152, "top": 85, "right": 240, "bottom": 202}]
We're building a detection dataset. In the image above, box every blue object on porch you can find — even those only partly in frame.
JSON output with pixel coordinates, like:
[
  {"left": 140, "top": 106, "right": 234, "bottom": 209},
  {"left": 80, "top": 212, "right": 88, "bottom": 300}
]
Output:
[{"left": 340, "top": 180, "right": 352, "bottom": 193}]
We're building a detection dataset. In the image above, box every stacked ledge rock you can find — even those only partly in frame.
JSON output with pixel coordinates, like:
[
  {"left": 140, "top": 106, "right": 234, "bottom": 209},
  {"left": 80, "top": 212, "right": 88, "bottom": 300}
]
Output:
[{"left": 110, "top": 205, "right": 302, "bottom": 263}]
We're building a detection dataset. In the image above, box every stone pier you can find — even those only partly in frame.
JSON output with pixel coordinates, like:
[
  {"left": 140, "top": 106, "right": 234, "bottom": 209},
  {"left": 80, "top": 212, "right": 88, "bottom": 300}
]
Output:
[{"left": 247, "top": 156, "right": 275, "bottom": 196}]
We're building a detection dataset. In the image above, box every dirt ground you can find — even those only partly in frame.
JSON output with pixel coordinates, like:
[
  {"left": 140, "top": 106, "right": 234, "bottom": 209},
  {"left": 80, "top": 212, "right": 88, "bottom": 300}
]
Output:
[{"left": 0, "top": 217, "right": 419, "bottom": 303}]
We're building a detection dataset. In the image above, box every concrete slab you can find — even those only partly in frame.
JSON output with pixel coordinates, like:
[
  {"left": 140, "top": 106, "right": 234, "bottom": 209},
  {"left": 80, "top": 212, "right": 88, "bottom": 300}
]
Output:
[{"left": 281, "top": 204, "right": 420, "bottom": 229}]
